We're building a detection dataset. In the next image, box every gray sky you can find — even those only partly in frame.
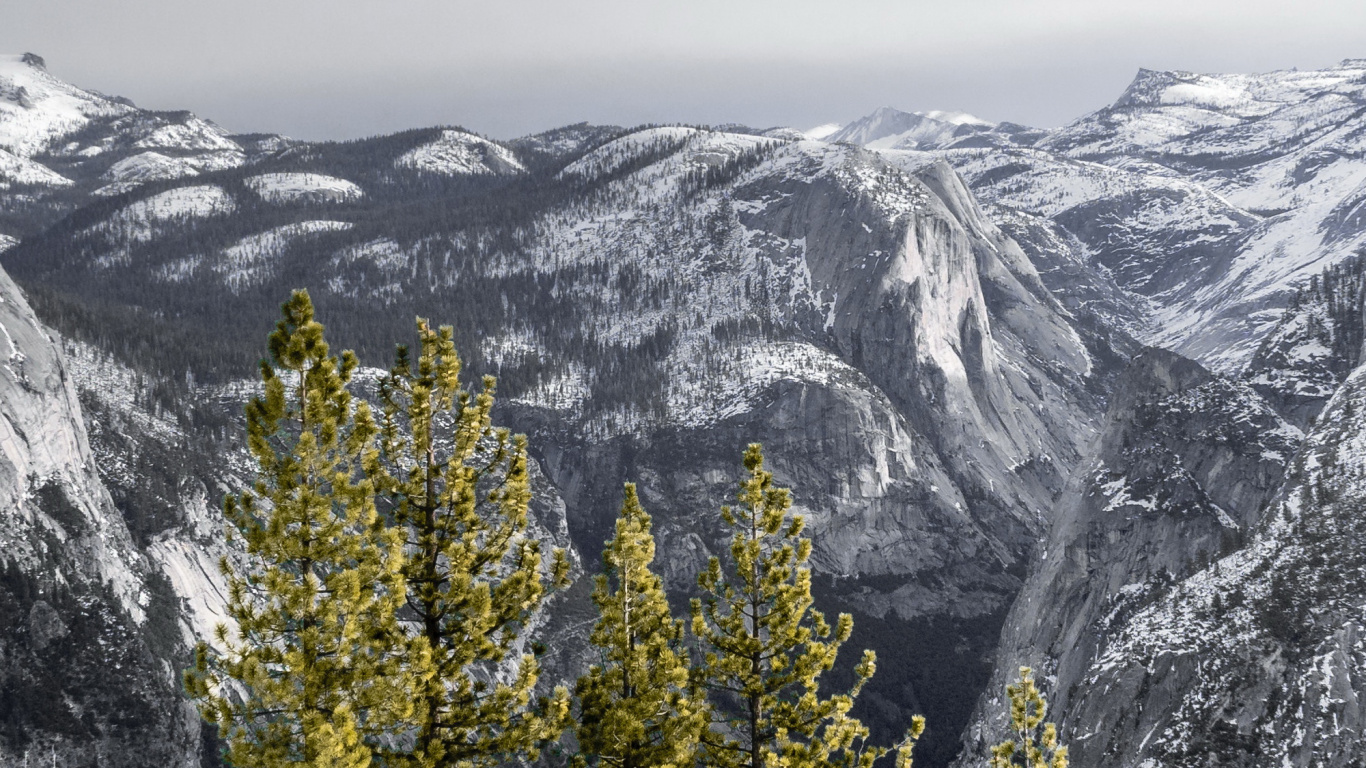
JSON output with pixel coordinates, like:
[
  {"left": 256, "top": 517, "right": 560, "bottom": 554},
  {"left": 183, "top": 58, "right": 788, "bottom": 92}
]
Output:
[{"left": 4, "top": 0, "right": 1365, "bottom": 141}]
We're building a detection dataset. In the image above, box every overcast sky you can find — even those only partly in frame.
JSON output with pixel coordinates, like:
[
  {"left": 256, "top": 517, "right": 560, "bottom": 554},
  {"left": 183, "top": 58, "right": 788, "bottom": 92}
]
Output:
[{"left": 4, "top": 0, "right": 1365, "bottom": 141}]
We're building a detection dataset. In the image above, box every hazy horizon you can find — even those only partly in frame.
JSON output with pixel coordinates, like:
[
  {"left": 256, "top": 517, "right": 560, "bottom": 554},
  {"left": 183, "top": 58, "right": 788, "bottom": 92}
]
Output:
[{"left": 4, "top": 0, "right": 1365, "bottom": 142}]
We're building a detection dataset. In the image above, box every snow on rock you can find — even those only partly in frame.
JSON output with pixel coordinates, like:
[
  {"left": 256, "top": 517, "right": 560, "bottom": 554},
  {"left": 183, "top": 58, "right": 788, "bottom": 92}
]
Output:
[
  {"left": 1016, "top": 60, "right": 1366, "bottom": 372},
  {"left": 559, "top": 126, "right": 701, "bottom": 179},
  {"left": 100, "top": 150, "right": 199, "bottom": 186},
  {"left": 0, "top": 145, "right": 71, "bottom": 187},
  {"left": 132, "top": 117, "right": 241, "bottom": 153},
  {"left": 396, "top": 129, "right": 525, "bottom": 176},
  {"left": 244, "top": 172, "right": 364, "bottom": 203},
  {"left": 958, "top": 348, "right": 1302, "bottom": 767},
  {"left": 0, "top": 53, "right": 132, "bottom": 158},
  {"left": 826, "top": 106, "right": 993, "bottom": 150},
  {"left": 1054, "top": 361, "right": 1366, "bottom": 766},
  {"left": 803, "top": 122, "right": 842, "bottom": 140},
  {"left": 0, "top": 234, "right": 15, "bottom": 253},
  {"left": 0, "top": 268, "right": 145, "bottom": 620}
]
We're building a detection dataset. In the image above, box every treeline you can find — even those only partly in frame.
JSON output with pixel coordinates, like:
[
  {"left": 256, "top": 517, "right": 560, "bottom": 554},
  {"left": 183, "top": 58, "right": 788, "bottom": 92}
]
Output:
[
  {"left": 1287, "top": 249, "right": 1366, "bottom": 376},
  {"left": 186, "top": 292, "right": 1067, "bottom": 768}
]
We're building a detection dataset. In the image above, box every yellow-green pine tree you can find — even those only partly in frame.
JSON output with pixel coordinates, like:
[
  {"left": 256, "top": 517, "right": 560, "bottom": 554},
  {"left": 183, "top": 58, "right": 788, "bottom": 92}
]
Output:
[
  {"left": 371, "top": 318, "right": 570, "bottom": 768},
  {"left": 185, "top": 290, "right": 408, "bottom": 768},
  {"left": 988, "top": 667, "right": 1068, "bottom": 768},
  {"left": 690, "top": 444, "right": 923, "bottom": 768},
  {"left": 575, "top": 483, "right": 708, "bottom": 768}
]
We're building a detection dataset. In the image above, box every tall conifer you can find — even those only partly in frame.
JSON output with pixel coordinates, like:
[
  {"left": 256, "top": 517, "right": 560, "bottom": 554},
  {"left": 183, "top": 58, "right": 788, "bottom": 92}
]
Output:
[
  {"left": 575, "top": 483, "right": 707, "bottom": 768},
  {"left": 371, "top": 318, "right": 571, "bottom": 768},
  {"left": 690, "top": 445, "right": 923, "bottom": 768},
  {"left": 185, "top": 290, "right": 408, "bottom": 768},
  {"left": 988, "top": 667, "right": 1068, "bottom": 768}
]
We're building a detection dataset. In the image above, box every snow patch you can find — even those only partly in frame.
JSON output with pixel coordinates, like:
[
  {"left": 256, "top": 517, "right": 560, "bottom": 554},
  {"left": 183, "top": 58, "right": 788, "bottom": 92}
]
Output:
[{"left": 245, "top": 172, "right": 364, "bottom": 203}]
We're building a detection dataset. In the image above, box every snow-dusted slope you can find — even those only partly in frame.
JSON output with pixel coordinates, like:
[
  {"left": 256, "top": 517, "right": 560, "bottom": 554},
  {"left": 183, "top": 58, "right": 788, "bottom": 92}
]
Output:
[
  {"left": 998, "top": 60, "right": 1366, "bottom": 372},
  {"left": 396, "top": 129, "right": 526, "bottom": 175},
  {"left": 957, "top": 348, "right": 1301, "bottom": 766},
  {"left": 1044, "top": 356, "right": 1366, "bottom": 766},
  {"left": 0, "top": 53, "right": 263, "bottom": 228},
  {"left": 244, "top": 172, "right": 364, "bottom": 203},
  {"left": 0, "top": 53, "right": 132, "bottom": 159}
]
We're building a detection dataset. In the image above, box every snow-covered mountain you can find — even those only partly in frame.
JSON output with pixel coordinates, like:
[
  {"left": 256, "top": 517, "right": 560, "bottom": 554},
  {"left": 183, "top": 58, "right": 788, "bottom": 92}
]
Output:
[
  {"left": 932, "top": 60, "right": 1366, "bottom": 373},
  {"left": 825, "top": 106, "right": 996, "bottom": 150},
  {"left": 2, "top": 84, "right": 1125, "bottom": 760},
  {"left": 5, "top": 53, "right": 1366, "bottom": 767}
]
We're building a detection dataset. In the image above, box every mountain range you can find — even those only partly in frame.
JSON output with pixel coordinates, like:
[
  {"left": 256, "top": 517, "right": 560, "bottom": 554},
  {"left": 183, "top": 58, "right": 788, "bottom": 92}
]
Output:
[{"left": 2, "top": 51, "right": 1366, "bottom": 766}]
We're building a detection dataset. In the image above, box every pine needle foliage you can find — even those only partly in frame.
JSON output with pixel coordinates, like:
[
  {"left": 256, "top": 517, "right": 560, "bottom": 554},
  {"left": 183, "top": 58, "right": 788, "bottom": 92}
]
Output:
[
  {"left": 690, "top": 444, "right": 923, "bottom": 768},
  {"left": 185, "top": 289, "right": 408, "bottom": 768},
  {"left": 988, "top": 667, "right": 1068, "bottom": 768},
  {"left": 574, "top": 483, "right": 708, "bottom": 768},
  {"left": 371, "top": 317, "right": 571, "bottom": 768}
]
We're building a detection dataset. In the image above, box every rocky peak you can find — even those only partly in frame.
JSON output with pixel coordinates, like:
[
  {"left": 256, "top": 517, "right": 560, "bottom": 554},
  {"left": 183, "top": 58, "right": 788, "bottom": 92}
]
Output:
[
  {"left": 20, "top": 52, "right": 45, "bottom": 71},
  {"left": 1112, "top": 67, "right": 1197, "bottom": 108}
]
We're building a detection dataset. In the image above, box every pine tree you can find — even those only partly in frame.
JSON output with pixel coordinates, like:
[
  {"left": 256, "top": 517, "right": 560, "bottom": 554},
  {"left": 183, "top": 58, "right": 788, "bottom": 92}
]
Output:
[
  {"left": 371, "top": 317, "right": 571, "bottom": 768},
  {"left": 185, "top": 290, "right": 409, "bottom": 768},
  {"left": 690, "top": 444, "right": 923, "bottom": 768},
  {"left": 575, "top": 483, "right": 708, "bottom": 768},
  {"left": 988, "top": 667, "right": 1068, "bottom": 768}
]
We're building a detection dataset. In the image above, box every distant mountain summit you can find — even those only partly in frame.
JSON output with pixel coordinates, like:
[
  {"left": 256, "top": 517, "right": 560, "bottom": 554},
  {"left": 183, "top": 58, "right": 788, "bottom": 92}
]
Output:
[{"left": 825, "top": 106, "right": 994, "bottom": 149}]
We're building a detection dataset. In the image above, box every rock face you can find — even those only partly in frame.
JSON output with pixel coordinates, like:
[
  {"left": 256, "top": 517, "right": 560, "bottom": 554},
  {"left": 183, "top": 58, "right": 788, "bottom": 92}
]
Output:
[
  {"left": 1029, "top": 359, "right": 1366, "bottom": 766},
  {"left": 0, "top": 267, "right": 204, "bottom": 766},
  {"left": 955, "top": 348, "right": 1300, "bottom": 764}
]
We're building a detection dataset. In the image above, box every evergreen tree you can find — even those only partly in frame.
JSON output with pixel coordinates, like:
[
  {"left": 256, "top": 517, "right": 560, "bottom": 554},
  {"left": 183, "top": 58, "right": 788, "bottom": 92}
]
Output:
[
  {"left": 371, "top": 317, "right": 571, "bottom": 768},
  {"left": 575, "top": 483, "right": 708, "bottom": 768},
  {"left": 690, "top": 444, "right": 923, "bottom": 768},
  {"left": 988, "top": 667, "right": 1068, "bottom": 768},
  {"left": 185, "top": 290, "right": 409, "bottom": 768}
]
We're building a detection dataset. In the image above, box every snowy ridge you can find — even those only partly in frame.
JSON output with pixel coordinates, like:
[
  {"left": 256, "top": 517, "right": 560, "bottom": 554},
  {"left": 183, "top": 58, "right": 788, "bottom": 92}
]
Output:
[
  {"left": 91, "top": 184, "right": 237, "bottom": 245},
  {"left": 396, "top": 129, "right": 526, "bottom": 176},
  {"left": 0, "top": 53, "right": 132, "bottom": 158},
  {"left": 0, "top": 145, "right": 72, "bottom": 188},
  {"left": 99, "top": 151, "right": 201, "bottom": 190},
  {"left": 1015, "top": 60, "right": 1366, "bottom": 372},
  {"left": 245, "top": 172, "right": 364, "bottom": 203}
]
